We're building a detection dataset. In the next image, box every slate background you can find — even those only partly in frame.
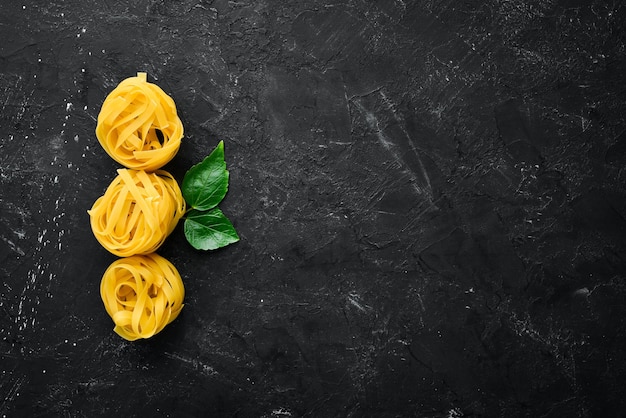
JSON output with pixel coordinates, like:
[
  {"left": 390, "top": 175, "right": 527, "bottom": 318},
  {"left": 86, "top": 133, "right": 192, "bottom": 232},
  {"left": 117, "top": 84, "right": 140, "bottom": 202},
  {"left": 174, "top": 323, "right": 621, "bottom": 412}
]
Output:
[{"left": 1, "top": 1, "right": 626, "bottom": 417}]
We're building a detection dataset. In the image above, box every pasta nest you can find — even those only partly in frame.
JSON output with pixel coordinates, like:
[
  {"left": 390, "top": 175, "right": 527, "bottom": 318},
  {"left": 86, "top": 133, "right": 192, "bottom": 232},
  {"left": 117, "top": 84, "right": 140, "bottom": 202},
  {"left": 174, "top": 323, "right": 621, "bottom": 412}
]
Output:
[
  {"left": 96, "top": 72, "right": 183, "bottom": 171},
  {"left": 100, "top": 253, "right": 184, "bottom": 341},
  {"left": 89, "top": 169, "right": 186, "bottom": 257}
]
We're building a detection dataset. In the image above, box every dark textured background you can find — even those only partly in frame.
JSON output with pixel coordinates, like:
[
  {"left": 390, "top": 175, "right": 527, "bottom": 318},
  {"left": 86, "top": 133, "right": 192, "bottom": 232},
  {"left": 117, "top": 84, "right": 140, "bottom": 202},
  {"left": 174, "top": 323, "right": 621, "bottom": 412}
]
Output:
[{"left": 1, "top": 1, "right": 626, "bottom": 417}]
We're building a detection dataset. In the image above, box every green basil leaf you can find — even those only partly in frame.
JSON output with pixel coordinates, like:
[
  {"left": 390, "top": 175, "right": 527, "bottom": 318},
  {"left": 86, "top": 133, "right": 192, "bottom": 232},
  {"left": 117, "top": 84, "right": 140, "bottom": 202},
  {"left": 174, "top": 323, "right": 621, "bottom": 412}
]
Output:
[
  {"left": 184, "top": 207, "right": 239, "bottom": 250},
  {"left": 182, "top": 140, "right": 229, "bottom": 211}
]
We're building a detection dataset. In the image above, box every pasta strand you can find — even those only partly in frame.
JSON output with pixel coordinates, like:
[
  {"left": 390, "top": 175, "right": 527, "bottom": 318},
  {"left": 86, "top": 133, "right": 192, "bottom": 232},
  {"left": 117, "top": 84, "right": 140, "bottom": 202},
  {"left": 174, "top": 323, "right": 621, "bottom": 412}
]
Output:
[
  {"left": 88, "top": 169, "right": 186, "bottom": 257},
  {"left": 96, "top": 72, "right": 183, "bottom": 171},
  {"left": 100, "top": 254, "right": 184, "bottom": 341}
]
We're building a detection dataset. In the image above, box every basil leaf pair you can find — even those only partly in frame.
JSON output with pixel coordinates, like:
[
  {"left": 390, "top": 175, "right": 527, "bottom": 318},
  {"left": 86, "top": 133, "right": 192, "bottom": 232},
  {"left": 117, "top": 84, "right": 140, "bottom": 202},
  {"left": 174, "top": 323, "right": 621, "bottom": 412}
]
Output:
[{"left": 181, "top": 141, "right": 239, "bottom": 250}]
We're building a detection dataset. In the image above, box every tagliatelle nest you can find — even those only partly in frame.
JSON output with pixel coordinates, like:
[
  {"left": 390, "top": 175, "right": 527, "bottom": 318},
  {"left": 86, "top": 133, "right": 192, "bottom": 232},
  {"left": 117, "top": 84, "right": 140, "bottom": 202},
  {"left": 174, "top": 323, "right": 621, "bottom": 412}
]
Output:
[
  {"left": 96, "top": 72, "right": 183, "bottom": 171},
  {"left": 88, "top": 169, "right": 186, "bottom": 257},
  {"left": 100, "top": 253, "right": 184, "bottom": 341}
]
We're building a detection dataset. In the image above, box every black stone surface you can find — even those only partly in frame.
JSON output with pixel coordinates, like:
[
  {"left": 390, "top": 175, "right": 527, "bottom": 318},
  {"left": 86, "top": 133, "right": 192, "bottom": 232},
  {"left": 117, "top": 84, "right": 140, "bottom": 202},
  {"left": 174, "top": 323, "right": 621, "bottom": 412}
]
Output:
[{"left": 1, "top": 1, "right": 625, "bottom": 417}]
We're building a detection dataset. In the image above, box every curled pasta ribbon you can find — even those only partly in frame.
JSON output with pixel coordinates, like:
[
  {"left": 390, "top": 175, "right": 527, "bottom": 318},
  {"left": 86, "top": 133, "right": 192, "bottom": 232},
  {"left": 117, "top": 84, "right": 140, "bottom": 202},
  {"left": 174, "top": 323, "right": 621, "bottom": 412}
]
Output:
[
  {"left": 89, "top": 169, "right": 186, "bottom": 257},
  {"left": 101, "top": 253, "right": 184, "bottom": 341},
  {"left": 96, "top": 72, "right": 183, "bottom": 171}
]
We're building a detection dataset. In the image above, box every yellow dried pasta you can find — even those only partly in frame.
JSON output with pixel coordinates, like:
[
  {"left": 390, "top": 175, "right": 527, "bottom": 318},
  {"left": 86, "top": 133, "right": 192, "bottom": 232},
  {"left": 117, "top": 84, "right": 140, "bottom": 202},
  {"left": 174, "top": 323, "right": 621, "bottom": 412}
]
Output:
[
  {"left": 100, "top": 253, "right": 184, "bottom": 341},
  {"left": 88, "top": 168, "right": 186, "bottom": 257},
  {"left": 96, "top": 72, "right": 183, "bottom": 171}
]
